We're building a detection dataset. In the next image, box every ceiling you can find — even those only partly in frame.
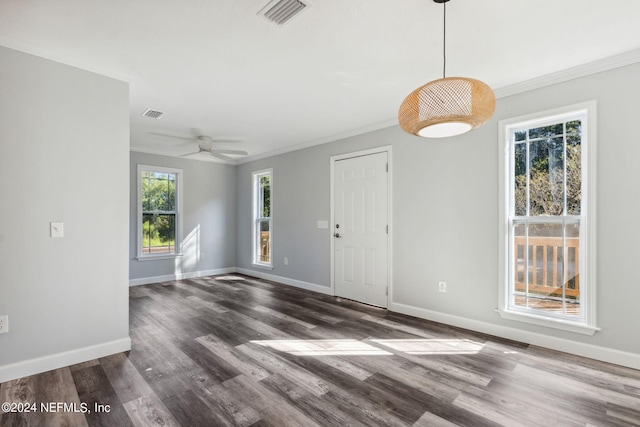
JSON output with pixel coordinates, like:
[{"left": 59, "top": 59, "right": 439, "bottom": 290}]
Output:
[{"left": 2, "top": 0, "right": 640, "bottom": 164}]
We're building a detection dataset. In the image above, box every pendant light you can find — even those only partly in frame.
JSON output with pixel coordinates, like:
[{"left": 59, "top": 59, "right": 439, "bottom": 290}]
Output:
[{"left": 398, "top": 0, "right": 495, "bottom": 138}]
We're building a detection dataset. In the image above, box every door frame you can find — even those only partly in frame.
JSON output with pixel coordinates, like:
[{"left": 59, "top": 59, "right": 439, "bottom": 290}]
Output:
[{"left": 330, "top": 146, "right": 393, "bottom": 305}]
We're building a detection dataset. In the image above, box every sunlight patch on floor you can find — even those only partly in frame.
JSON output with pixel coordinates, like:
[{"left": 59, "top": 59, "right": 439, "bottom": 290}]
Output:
[
  {"left": 250, "top": 339, "right": 393, "bottom": 356},
  {"left": 216, "top": 275, "right": 246, "bottom": 281},
  {"left": 250, "top": 338, "right": 485, "bottom": 356},
  {"left": 370, "top": 339, "right": 485, "bottom": 355}
]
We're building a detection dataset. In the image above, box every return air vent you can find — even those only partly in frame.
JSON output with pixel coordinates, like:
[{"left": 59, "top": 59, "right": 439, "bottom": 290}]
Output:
[
  {"left": 259, "top": 0, "right": 308, "bottom": 26},
  {"left": 141, "top": 109, "right": 164, "bottom": 119}
]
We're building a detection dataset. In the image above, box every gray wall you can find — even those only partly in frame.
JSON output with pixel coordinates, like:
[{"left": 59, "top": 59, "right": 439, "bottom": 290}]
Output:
[
  {"left": 129, "top": 152, "right": 237, "bottom": 281},
  {"left": 0, "top": 47, "right": 130, "bottom": 378},
  {"left": 237, "top": 62, "right": 640, "bottom": 361}
]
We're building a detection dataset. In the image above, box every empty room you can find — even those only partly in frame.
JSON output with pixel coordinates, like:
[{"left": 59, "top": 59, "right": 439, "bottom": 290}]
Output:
[{"left": 1, "top": 1, "right": 640, "bottom": 426}]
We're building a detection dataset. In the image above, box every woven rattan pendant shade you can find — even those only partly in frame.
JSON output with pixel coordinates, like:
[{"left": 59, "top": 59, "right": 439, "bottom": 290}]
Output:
[
  {"left": 398, "top": 77, "right": 495, "bottom": 138},
  {"left": 398, "top": 0, "right": 495, "bottom": 138}
]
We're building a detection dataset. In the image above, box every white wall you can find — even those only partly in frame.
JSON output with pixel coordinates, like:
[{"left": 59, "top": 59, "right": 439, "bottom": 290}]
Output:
[
  {"left": 0, "top": 47, "right": 130, "bottom": 382},
  {"left": 129, "top": 152, "right": 237, "bottom": 284},
  {"left": 236, "top": 62, "right": 640, "bottom": 368}
]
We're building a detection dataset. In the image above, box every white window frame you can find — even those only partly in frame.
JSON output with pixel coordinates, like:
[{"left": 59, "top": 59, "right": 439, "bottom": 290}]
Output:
[
  {"left": 252, "top": 168, "right": 273, "bottom": 269},
  {"left": 136, "top": 164, "right": 183, "bottom": 261},
  {"left": 498, "top": 101, "right": 599, "bottom": 335}
]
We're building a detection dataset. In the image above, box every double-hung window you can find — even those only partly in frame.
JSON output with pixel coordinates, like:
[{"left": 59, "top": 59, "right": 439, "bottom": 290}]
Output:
[
  {"left": 252, "top": 169, "right": 272, "bottom": 268},
  {"left": 498, "top": 102, "right": 597, "bottom": 334},
  {"left": 137, "top": 165, "right": 182, "bottom": 259}
]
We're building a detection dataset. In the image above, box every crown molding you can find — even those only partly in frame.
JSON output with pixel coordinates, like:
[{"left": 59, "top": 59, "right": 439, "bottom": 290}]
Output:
[
  {"left": 493, "top": 48, "right": 640, "bottom": 99},
  {"left": 0, "top": 36, "right": 136, "bottom": 83},
  {"left": 235, "top": 118, "right": 397, "bottom": 165},
  {"left": 239, "top": 49, "right": 640, "bottom": 164},
  {"left": 6, "top": 34, "right": 638, "bottom": 163}
]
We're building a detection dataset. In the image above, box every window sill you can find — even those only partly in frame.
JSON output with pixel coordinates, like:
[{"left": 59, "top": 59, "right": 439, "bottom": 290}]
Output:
[
  {"left": 496, "top": 308, "right": 600, "bottom": 336},
  {"left": 252, "top": 263, "right": 274, "bottom": 271},
  {"left": 137, "top": 253, "right": 183, "bottom": 262}
]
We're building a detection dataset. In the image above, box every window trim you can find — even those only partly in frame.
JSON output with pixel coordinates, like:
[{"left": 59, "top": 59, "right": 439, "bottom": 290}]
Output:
[
  {"left": 136, "top": 164, "right": 183, "bottom": 261},
  {"left": 252, "top": 168, "right": 273, "bottom": 269},
  {"left": 498, "top": 101, "right": 599, "bottom": 335}
]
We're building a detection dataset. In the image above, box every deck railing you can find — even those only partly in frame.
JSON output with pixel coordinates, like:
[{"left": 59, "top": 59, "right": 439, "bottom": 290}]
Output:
[
  {"left": 260, "top": 231, "right": 270, "bottom": 262},
  {"left": 513, "top": 236, "right": 580, "bottom": 299}
]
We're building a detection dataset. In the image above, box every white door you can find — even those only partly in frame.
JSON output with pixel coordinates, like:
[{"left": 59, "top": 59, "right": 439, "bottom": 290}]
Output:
[{"left": 334, "top": 151, "right": 389, "bottom": 308}]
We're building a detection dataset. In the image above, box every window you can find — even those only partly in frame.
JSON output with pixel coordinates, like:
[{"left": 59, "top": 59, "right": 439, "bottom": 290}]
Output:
[
  {"left": 252, "top": 169, "right": 272, "bottom": 268},
  {"left": 498, "top": 102, "right": 597, "bottom": 334},
  {"left": 137, "top": 165, "right": 182, "bottom": 259}
]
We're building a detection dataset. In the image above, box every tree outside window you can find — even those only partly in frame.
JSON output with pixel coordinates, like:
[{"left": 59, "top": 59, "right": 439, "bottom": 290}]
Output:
[{"left": 137, "top": 165, "right": 181, "bottom": 259}]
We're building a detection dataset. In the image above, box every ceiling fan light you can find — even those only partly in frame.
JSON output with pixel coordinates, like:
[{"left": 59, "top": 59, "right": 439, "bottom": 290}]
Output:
[
  {"left": 197, "top": 135, "right": 215, "bottom": 143},
  {"left": 398, "top": 77, "right": 495, "bottom": 138}
]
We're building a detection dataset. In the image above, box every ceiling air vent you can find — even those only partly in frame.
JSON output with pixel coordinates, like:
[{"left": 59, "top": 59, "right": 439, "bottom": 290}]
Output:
[
  {"left": 259, "top": 0, "right": 308, "bottom": 26},
  {"left": 141, "top": 109, "right": 164, "bottom": 119}
]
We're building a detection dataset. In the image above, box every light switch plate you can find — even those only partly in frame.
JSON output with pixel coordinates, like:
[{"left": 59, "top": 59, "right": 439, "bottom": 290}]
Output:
[
  {"left": 0, "top": 315, "right": 8, "bottom": 334},
  {"left": 317, "top": 220, "right": 329, "bottom": 229},
  {"left": 50, "top": 221, "right": 64, "bottom": 238}
]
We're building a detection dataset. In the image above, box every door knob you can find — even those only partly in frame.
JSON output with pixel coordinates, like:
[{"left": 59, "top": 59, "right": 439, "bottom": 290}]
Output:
[{"left": 334, "top": 233, "right": 341, "bottom": 238}]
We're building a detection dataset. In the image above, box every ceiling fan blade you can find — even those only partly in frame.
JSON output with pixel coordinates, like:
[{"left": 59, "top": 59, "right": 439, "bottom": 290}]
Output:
[
  {"left": 211, "top": 149, "right": 248, "bottom": 156},
  {"left": 180, "top": 151, "right": 201, "bottom": 157},
  {"left": 208, "top": 152, "right": 233, "bottom": 162},
  {"left": 149, "top": 131, "right": 194, "bottom": 142}
]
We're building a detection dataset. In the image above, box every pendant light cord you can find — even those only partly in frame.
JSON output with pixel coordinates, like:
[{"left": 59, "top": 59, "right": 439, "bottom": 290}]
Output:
[{"left": 442, "top": 1, "right": 447, "bottom": 78}]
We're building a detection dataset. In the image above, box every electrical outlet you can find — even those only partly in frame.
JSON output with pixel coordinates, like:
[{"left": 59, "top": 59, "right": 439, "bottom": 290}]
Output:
[
  {"left": 438, "top": 281, "right": 447, "bottom": 293},
  {"left": 0, "top": 315, "right": 8, "bottom": 334},
  {"left": 284, "top": 257, "right": 289, "bottom": 265}
]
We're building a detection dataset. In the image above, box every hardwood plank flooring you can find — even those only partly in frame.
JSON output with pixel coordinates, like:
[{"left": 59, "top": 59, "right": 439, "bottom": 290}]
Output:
[{"left": 2, "top": 274, "right": 640, "bottom": 426}]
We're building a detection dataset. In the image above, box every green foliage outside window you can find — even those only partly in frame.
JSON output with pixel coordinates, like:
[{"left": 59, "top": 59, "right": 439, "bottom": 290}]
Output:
[
  {"left": 259, "top": 175, "right": 271, "bottom": 218},
  {"left": 142, "top": 171, "right": 177, "bottom": 252},
  {"left": 513, "top": 120, "right": 582, "bottom": 225}
]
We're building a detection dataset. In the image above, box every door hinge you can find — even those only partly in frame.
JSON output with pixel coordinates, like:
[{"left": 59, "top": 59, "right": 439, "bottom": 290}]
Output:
[
  {"left": 386, "top": 225, "right": 389, "bottom": 234},
  {"left": 386, "top": 286, "right": 388, "bottom": 296},
  {"left": 386, "top": 163, "right": 389, "bottom": 172}
]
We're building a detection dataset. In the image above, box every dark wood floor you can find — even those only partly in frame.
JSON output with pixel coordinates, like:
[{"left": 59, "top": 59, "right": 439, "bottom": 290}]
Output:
[{"left": 2, "top": 274, "right": 640, "bottom": 427}]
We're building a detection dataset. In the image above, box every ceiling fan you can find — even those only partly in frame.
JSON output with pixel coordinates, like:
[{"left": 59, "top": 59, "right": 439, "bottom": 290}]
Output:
[{"left": 150, "top": 132, "right": 248, "bottom": 161}]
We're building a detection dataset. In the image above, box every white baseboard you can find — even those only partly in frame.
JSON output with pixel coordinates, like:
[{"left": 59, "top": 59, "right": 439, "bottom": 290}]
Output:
[
  {"left": 129, "top": 267, "right": 237, "bottom": 286},
  {"left": 236, "top": 268, "right": 332, "bottom": 295},
  {"left": 390, "top": 302, "right": 640, "bottom": 371},
  {"left": 0, "top": 337, "right": 131, "bottom": 383},
  {"left": 129, "top": 267, "right": 332, "bottom": 296}
]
